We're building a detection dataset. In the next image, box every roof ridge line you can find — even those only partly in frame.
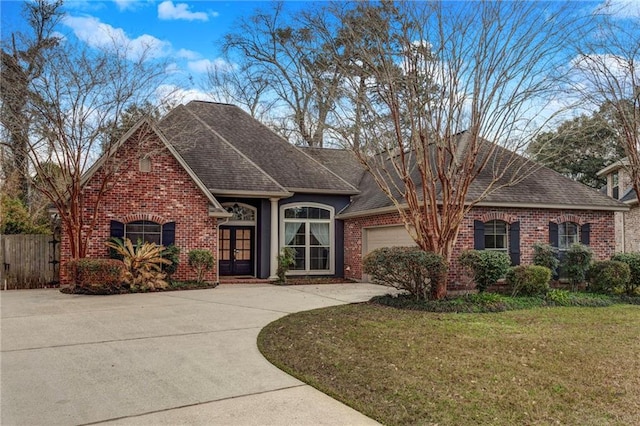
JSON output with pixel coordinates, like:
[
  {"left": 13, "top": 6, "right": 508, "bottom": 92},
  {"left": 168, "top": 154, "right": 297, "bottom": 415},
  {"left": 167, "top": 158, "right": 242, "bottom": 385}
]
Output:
[{"left": 182, "top": 107, "right": 290, "bottom": 195}]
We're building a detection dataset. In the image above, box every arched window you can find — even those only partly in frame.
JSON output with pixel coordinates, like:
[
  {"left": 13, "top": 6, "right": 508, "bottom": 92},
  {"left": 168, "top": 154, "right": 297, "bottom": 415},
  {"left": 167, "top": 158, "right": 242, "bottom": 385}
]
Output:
[
  {"left": 222, "top": 203, "right": 256, "bottom": 224},
  {"left": 110, "top": 220, "right": 175, "bottom": 246},
  {"left": 281, "top": 204, "right": 334, "bottom": 274}
]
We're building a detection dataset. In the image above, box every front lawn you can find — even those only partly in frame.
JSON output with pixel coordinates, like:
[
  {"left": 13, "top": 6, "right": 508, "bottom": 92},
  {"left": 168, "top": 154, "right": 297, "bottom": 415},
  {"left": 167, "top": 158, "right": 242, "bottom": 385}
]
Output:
[{"left": 258, "top": 301, "right": 640, "bottom": 425}]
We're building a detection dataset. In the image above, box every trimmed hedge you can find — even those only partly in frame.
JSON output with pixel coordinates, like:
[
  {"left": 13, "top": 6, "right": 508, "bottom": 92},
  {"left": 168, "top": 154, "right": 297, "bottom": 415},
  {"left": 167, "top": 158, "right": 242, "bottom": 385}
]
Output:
[
  {"left": 505, "top": 265, "right": 551, "bottom": 297},
  {"left": 611, "top": 252, "right": 640, "bottom": 296},
  {"left": 66, "top": 258, "right": 125, "bottom": 295},
  {"left": 532, "top": 243, "right": 559, "bottom": 276},
  {"left": 588, "top": 260, "right": 631, "bottom": 295},
  {"left": 458, "top": 250, "right": 511, "bottom": 292},
  {"left": 363, "top": 246, "right": 447, "bottom": 300}
]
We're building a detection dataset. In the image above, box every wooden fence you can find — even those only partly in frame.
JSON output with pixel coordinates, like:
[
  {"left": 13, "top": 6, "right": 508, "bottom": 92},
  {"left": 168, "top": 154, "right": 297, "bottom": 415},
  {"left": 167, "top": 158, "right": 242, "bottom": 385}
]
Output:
[{"left": 0, "top": 234, "right": 60, "bottom": 289}]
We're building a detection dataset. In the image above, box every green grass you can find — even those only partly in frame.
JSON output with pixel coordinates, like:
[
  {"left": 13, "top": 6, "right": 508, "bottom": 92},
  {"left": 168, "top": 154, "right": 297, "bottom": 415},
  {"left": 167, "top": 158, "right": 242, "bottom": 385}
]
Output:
[{"left": 258, "top": 301, "right": 640, "bottom": 425}]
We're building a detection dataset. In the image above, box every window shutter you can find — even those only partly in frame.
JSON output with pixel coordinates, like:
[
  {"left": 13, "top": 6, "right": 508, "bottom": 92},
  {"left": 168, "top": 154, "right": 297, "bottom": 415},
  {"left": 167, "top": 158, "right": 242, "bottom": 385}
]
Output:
[
  {"left": 110, "top": 220, "right": 125, "bottom": 239},
  {"left": 509, "top": 221, "right": 521, "bottom": 265},
  {"left": 581, "top": 223, "right": 591, "bottom": 246},
  {"left": 473, "top": 220, "right": 485, "bottom": 250},
  {"left": 162, "top": 222, "right": 176, "bottom": 246},
  {"left": 549, "top": 222, "right": 559, "bottom": 247}
]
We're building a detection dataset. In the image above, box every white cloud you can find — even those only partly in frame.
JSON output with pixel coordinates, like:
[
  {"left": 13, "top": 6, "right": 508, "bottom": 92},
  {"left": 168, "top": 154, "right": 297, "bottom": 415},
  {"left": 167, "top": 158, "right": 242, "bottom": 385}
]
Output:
[
  {"left": 113, "top": 0, "right": 136, "bottom": 11},
  {"left": 63, "top": 15, "right": 171, "bottom": 60},
  {"left": 156, "top": 84, "right": 214, "bottom": 105},
  {"left": 158, "top": 1, "right": 209, "bottom": 22},
  {"left": 600, "top": 0, "right": 640, "bottom": 19},
  {"left": 176, "top": 48, "right": 200, "bottom": 60},
  {"left": 187, "top": 58, "right": 235, "bottom": 74}
]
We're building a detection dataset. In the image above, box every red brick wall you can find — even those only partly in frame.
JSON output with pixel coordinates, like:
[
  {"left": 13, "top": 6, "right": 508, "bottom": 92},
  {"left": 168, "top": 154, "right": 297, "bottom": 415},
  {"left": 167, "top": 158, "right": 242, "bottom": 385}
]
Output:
[
  {"left": 60, "top": 128, "right": 218, "bottom": 284},
  {"left": 344, "top": 206, "right": 616, "bottom": 291}
]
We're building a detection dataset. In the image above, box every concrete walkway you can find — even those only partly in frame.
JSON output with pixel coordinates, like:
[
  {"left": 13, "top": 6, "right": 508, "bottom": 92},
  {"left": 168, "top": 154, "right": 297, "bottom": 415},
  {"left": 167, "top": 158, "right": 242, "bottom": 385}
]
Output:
[{"left": 1, "top": 284, "right": 392, "bottom": 425}]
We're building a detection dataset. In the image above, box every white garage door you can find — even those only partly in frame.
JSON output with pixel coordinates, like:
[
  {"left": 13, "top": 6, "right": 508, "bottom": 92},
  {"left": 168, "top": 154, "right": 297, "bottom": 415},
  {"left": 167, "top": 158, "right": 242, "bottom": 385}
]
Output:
[{"left": 363, "top": 225, "right": 417, "bottom": 255}]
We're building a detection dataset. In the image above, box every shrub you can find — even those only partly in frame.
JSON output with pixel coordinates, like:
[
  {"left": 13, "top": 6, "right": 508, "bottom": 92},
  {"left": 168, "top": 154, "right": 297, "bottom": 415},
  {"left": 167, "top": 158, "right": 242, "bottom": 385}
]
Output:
[
  {"left": 546, "top": 289, "right": 571, "bottom": 305},
  {"left": 363, "top": 247, "right": 447, "bottom": 300},
  {"left": 562, "top": 243, "right": 593, "bottom": 291},
  {"left": 505, "top": 265, "right": 551, "bottom": 297},
  {"left": 611, "top": 252, "right": 640, "bottom": 296},
  {"left": 588, "top": 260, "right": 631, "bottom": 295},
  {"left": 162, "top": 244, "right": 181, "bottom": 278},
  {"left": 276, "top": 247, "right": 296, "bottom": 284},
  {"left": 532, "top": 243, "right": 560, "bottom": 277},
  {"left": 105, "top": 238, "right": 170, "bottom": 291},
  {"left": 188, "top": 249, "right": 214, "bottom": 284},
  {"left": 66, "top": 258, "right": 125, "bottom": 294},
  {"left": 458, "top": 250, "right": 511, "bottom": 292}
]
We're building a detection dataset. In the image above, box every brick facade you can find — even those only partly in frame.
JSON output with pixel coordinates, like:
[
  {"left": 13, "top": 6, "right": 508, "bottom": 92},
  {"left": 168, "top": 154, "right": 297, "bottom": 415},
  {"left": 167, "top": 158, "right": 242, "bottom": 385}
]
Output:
[
  {"left": 60, "top": 128, "right": 218, "bottom": 284},
  {"left": 344, "top": 206, "right": 616, "bottom": 291}
]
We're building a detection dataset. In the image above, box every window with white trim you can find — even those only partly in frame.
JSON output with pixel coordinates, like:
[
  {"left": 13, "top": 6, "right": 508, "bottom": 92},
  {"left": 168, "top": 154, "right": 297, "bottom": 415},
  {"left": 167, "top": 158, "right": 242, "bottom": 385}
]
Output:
[
  {"left": 281, "top": 204, "right": 333, "bottom": 274},
  {"left": 484, "top": 220, "right": 508, "bottom": 253},
  {"left": 125, "top": 220, "right": 162, "bottom": 245},
  {"left": 558, "top": 222, "right": 580, "bottom": 251}
]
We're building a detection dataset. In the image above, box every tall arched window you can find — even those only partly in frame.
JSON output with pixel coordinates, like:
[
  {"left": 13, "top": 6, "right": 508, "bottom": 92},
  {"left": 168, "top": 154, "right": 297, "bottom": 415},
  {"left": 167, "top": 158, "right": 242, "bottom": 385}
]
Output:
[{"left": 281, "top": 204, "right": 334, "bottom": 274}]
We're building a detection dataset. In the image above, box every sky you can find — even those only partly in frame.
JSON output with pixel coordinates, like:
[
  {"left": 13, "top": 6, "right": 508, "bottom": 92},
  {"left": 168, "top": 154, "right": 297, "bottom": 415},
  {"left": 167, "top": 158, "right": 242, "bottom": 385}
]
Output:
[
  {"left": 1, "top": 0, "right": 638, "bottom": 109},
  {"left": 1, "top": 0, "right": 312, "bottom": 102}
]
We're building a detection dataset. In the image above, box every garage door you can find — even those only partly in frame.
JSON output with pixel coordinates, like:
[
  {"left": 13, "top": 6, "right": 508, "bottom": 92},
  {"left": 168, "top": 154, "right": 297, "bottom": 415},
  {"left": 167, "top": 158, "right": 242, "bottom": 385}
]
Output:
[{"left": 363, "top": 225, "right": 417, "bottom": 255}]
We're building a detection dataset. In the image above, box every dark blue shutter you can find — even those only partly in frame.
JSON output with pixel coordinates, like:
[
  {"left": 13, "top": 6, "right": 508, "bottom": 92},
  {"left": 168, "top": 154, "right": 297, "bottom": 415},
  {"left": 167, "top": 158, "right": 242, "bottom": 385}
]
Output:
[
  {"left": 581, "top": 223, "right": 590, "bottom": 246},
  {"left": 509, "top": 221, "right": 521, "bottom": 265},
  {"left": 474, "top": 220, "right": 485, "bottom": 250},
  {"left": 162, "top": 222, "right": 176, "bottom": 246},
  {"left": 110, "top": 221, "right": 125, "bottom": 239},
  {"left": 549, "top": 222, "right": 559, "bottom": 247}
]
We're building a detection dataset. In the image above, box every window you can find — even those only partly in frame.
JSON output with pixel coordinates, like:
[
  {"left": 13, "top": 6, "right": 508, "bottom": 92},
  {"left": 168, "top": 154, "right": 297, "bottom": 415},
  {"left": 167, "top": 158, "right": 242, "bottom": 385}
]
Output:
[
  {"left": 110, "top": 220, "right": 175, "bottom": 246},
  {"left": 558, "top": 222, "right": 580, "bottom": 251},
  {"left": 473, "top": 219, "right": 520, "bottom": 265},
  {"left": 612, "top": 171, "right": 619, "bottom": 199},
  {"left": 223, "top": 203, "right": 256, "bottom": 223},
  {"left": 282, "top": 204, "right": 333, "bottom": 274},
  {"left": 484, "top": 220, "right": 508, "bottom": 252}
]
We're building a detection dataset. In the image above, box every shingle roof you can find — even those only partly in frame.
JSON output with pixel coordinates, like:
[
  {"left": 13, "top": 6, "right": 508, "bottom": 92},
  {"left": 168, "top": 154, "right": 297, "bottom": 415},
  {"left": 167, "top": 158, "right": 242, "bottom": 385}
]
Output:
[
  {"left": 160, "top": 101, "right": 358, "bottom": 195},
  {"left": 620, "top": 187, "right": 638, "bottom": 204},
  {"left": 338, "top": 133, "right": 628, "bottom": 216},
  {"left": 298, "top": 147, "right": 366, "bottom": 188}
]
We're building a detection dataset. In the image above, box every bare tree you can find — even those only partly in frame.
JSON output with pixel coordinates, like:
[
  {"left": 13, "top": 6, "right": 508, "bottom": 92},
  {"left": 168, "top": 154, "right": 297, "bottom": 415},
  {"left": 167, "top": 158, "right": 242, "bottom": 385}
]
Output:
[
  {"left": 6, "top": 25, "right": 169, "bottom": 259},
  {"left": 571, "top": 2, "right": 640, "bottom": 200},
  {"left": 0, "top": 0, "right": 63, "bottom": 202},
  {"left": 215, "top": 2, "right": 345, "bottom": 146},
  {"left": 329, "top": 1, "right": 588, "bottom": 299}
]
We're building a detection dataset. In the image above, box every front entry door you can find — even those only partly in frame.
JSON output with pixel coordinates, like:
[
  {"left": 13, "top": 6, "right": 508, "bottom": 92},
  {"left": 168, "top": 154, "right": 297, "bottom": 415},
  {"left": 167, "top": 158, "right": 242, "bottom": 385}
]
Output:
[{"left": 219, "top": 226, "right": 254, "bottom": 276}]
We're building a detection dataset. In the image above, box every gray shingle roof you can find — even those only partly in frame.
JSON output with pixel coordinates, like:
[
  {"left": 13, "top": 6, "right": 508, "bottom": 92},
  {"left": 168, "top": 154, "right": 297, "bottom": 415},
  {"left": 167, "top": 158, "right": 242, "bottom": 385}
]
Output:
[
  {"left": 620, "top": 187, "right": 638, "bottom": 204},
  {"left": 338, "top": 133, "right": 627, "bottom": 216},
  {"left": 161, "top": 101, "right": 358, "bottom": 195},
  {"left": 298, "top": 147, "right": 366, "bottom": 188}
]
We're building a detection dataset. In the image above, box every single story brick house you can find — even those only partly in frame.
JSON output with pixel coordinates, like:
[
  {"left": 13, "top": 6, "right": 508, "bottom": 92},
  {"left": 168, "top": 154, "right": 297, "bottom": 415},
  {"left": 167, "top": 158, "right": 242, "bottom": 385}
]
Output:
[
  {"left": 62, "top": 101, "right": 628, "bottom": 290},
  {"left": 598, "top": 158, "right": 640, "bottom": 253}
]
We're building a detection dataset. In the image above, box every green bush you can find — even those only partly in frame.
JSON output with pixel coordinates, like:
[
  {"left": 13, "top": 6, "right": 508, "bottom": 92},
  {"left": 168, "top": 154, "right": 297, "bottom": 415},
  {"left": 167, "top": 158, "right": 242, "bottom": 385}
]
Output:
[
  {"left": 188, "top": 249, "right": 214, "bottom": 283},
  {"left": 458, "top": 250, "right": 511, "bottom": 292},
  {"left": 532, "top": 243, "right": 560, "bottom": 277},
  {"left": 363, "top": 247, "right": 447, "bottom": 300},
  {"left": 611, "top": 252, "right": 640, "bottom": 296},
  {"left": 66, "top": 258, "right": 125, "bottom": 294},
  {"left": 588, "top": 260, "right": 631, "bottom": 295},
  {"left": 562, "top": 243, "right": 593, "bottom": 291},
  {"left": 546, "top": 289, "right": 571, "bottom": 305},
  {"left": 276, "top": 247, "right": 296, "bottom": 284},
  {"left": 505, "top": 265, "right": 551, "bottom": 297},
  {"left": 162, "top": 244, "right": 181, "bottom": 278}
]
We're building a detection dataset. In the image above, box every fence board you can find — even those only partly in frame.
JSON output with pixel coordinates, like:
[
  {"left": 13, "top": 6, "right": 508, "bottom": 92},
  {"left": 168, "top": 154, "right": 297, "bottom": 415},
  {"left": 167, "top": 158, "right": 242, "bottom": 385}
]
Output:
[{"left": 0, "top": 234, "right": 59, "bottom": 289}]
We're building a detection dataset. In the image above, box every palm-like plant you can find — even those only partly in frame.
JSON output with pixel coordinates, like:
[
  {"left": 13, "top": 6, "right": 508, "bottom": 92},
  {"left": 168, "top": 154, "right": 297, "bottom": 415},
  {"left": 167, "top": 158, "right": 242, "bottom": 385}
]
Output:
[{"left": 105, "top": 238, "right": 171, "bottom": 291}]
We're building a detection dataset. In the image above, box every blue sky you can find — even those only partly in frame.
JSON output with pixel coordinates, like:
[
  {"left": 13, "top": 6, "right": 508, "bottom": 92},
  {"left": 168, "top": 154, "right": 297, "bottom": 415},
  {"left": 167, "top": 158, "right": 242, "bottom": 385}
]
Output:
[
  {"left": 1, "top": 0, "right": 638, "bottom": 107},
  {"left": 1, "top": 0, "right": 310, "bottom": 100}
]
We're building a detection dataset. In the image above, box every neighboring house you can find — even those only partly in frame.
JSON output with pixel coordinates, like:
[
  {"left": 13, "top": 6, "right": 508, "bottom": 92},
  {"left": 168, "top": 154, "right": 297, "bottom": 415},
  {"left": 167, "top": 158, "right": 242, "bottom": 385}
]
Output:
[
  {"left": 61, "top": 101, "right": 628, "bottom": 290},
  {"left": 598, "top": 158, "right": 640, "bottom": 253}
]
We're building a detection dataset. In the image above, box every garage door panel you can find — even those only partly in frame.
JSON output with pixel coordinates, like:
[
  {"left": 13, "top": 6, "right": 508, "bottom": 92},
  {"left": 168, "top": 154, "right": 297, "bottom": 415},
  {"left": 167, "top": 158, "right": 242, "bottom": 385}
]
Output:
[{"left": 364, "top": 225, "right": 417, "bottom": 255}]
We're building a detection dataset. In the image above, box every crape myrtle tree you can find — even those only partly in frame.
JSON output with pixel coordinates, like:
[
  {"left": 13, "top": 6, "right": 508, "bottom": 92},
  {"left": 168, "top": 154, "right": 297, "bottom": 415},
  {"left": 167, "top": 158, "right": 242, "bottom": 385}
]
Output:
[
  {"left": 2, "top": 0, "right": 169, "bottom": 259},
  {"left": 571, "top": 2, "right": 640, "bottom": 201},
  {"left": 328, "top": 1, "right": 589, "bottom": 299}
]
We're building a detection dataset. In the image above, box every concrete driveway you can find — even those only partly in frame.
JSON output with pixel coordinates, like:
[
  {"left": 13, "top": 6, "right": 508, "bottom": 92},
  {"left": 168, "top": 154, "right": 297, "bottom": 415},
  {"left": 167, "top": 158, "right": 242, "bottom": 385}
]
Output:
[{"left": 1, "top": 283, "right": 393, "bottom": 425}]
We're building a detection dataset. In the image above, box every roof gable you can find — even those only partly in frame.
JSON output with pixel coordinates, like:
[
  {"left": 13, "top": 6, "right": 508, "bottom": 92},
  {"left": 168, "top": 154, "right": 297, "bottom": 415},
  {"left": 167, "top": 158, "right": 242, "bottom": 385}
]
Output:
[{"left": 80, "top": 118, "right": 230, "bottom": 217}]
